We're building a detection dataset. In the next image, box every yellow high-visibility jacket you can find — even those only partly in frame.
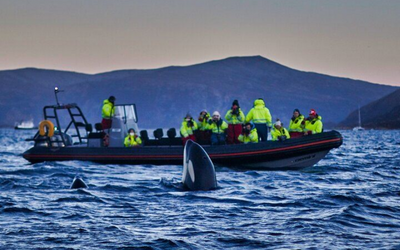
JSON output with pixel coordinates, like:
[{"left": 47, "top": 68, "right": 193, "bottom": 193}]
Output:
[
  {"left": 180, "top": 119, "right": 198, "bottom": 138},
  {"left": 225, "top": 109, "right": 245, "bottom": 125},
  {"left": 271, "top": 127, "right": 290, "bottom": 141},
  {"left": 289, "top": 115, "right": 305, "bottom": 132},
  {"left": 304, "top": 116, "right": 323, "bottom": 134},
  {"left": 124, "top": 135, "right": 142, "bottom": 147},
  {"left": 102, "top": 99, "right": 115, "bottom": 119},
  {"left": 238, "top": 128, "right": 258, "bottom": 144},
  {"left": 245, "top": 99, "right": 272, "bottom": 126},
  {"left": 208, "top": 120, "right": 228, "bottom": 134},
  {"left": 197, "top": 113, "right": 211, "bottom": 131}
]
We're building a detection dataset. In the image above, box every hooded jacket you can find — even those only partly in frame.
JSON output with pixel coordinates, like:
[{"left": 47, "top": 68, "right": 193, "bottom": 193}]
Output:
[
  {"left": 225, "top": 108, "right": 245, "bottom": 125},
  {"left": 238, "top": 126, "right": 258, "bottom": 144},
  {"left": 304, "top": 116, "right": 323, "bottom": 134},
  {"left": 102, "top": 99, "right": 115, "bottom": 119},
  {"left": 271, "top": 126, "right": 291, "bottom": 141},
  {"left": 245, "top": 99, "right": 272, "bottom": 126},
  {"left": 289, "top": 115, "right": 305, "bottom": 132},
  {"left": 180, "top": 118, "right": 198, "bottom": 138}
]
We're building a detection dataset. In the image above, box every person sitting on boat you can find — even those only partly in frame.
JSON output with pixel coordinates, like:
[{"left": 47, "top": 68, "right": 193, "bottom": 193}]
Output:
[
  {"left": 225, "top": 100, "right": 245, "bottom": 144},
  {"left": 238, "top": 122, "right": 258, "bottom": 144},
  {"left": 180, "top": 114, "right": 198, "bottom": 145},
  {"left": 304, "top": 109, "right": 323, "bottom": 135},
  {"left": 196, "top": 109, "right": 212, "bottom": 144},
  {"left": 101, "top": 96, "right": 116, "bottom": 130},
  {"left": 124, "top": 128, "right": 142, "bottom": 147},
  {"left": 288, "top": 109, "right": 305, "bottom": 138},
  {"left": 208, "top": 111, "right": 228, "bottom": 145},
  {"left": 245, "top": 98, "right": 272, "bottom": 142},
  {"left": 271, "top": 119, "right": 290, "bottom": 141}
]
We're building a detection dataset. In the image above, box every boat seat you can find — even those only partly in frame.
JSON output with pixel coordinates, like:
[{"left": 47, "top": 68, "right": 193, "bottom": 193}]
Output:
[
  {"left": 153, "top": 128, "right": 163, "bottom": 140},
  {"left": 139, "top": 129, "right": 181, "bottom": 146},
  {"left": 167, "top": 128, "right": 176, "bottom": 139},
  {"left": 95, "top": 123, "right": 103, "bottom": 131},
  {"left": 85, "top": 124, "right": 93, "bottom": 132},
  {"left": 88, "top": 131, "right": 106, "bottom": 139}
]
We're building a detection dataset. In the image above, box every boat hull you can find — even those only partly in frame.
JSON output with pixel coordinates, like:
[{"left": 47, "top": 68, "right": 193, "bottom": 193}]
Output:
[{"left": 23, "top": 131, "right": 343, "bottom": 170}]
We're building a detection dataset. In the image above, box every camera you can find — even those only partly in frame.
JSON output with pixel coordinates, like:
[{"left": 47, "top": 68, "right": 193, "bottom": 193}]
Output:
[{"left": 231, "top": 108, "right": 239, "bottom": 115}]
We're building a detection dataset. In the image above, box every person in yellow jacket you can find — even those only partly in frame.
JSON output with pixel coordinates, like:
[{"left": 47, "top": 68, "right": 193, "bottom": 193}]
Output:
[
  {"left": 288, "top": 109, "right": 305, "bottom": 138},
  {"left": 180, "top": 114, "right": 198, "bottom": 145},
  {"left": 245, "top": 98, "right": 272, "bottom": 142},
  {"left": 101, "top": 96, "right": 116, "bottom": 130},
  {"left": 304, "top": 109, "right": 323, "bottom": 135},
  {"left": 208, "top": 111, "right": 228, "bottom": 145},
  {"left": 225, "top": 100, "right": 245, "bottom": 144},
  {"left": 271, "top": 120, "right": 290, "bottom": 141},
  {"left": 124, "top": 128, "right": 142, "bottom": 147},
  {"left": 196, "top": 109, "right": 211, "bottom": 144},
  {"left": 238, "top": 122, "right": 258, "bottom": 144}
]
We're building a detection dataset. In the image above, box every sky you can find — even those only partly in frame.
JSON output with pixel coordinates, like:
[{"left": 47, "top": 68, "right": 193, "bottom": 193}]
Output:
[{"left": 0, "top": 0, "right": 399, "bottom": 86}]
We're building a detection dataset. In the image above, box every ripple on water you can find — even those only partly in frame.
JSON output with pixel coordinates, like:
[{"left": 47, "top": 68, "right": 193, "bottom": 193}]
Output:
[{"left": 0, "top": 129, "right": 400, "bottom": 249}]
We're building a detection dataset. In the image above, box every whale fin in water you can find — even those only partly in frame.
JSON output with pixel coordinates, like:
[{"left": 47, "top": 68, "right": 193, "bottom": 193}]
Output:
[
  {"left": 70, "top": 177, "right": 88, "bottom": 189},
  {"left": 182, "top": 140, "right": 217, "bottom": 191}
]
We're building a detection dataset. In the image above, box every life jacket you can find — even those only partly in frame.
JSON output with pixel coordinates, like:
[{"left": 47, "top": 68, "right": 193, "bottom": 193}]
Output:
[
  {"left": 271, "top": 127, "right": 291, "bottom": 141},
  {"left": 180, "top": 118, "right": 198, "bottom": 137},
  {"left": 197, "top": 112, "right": 211, "bottom": 131},
  {"left": 124, "top": 135, "right": 142, "bottom": 147},
  {"left": 209, "top": 119, "right": 228, "bottom": 134},
  {"left": 238, "top": 127, "right": 258, "bottom": 144},
  {"left": 102, "top": 99, "right": 115, "bottom": 119},
  {"left": 304, "top": 116, "right": 323, "bottom": 134},
  {"left": 225, "top": 108, "right": 245, "bottom": 125},
  {"left": 289, "top": 115, "right": 305, "bottom": 132},
  {"left": 245, "top": 99, "right": 272, "bottom": 126}
]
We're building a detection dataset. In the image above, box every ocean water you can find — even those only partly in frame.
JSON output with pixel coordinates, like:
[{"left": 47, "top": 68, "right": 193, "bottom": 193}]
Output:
[{"left": 1, "top": 128, "right": 400, "bottom": 249}]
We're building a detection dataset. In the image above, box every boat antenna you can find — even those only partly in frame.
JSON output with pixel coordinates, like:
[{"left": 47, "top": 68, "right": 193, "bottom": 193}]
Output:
[{"left": 54, "top": 87, "right": 64, "bottom": 106}]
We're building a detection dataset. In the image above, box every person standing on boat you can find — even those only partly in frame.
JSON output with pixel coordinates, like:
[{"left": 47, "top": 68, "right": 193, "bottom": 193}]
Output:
[
  {"left": 225, "top": 100, "right": 245, "bottom": 144},
  {"left": 196, "top": 110, "right": 211, "bottom": 144},
  {"left": 124, "top": 128, "right": 142, "bottom": 147},
  {"left": 209, "top": 111, "right": 228, "bottom": 145},
  {"left": 271, "top": 120, "right": 290, "bottom": 141},
  {"left": 288, "top": 109, "right": 305, "bottom": 138},
  {"left": 245, "top": 98, "right": 272, "bottom": 142},
  {"left": 304, "top": 109, "right": 323, "bottom": 135},
  {"left": 101, "top": 96, "right": 116, "bottom": 130},
  {"left": 180, "top": 114, "right": 198, "bottom": 145},
  {"left": 238, "top": 122, "right": 258, "bottom": 144}
]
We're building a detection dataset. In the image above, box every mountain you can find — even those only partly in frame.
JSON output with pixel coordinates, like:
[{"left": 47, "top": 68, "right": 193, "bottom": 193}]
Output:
[
  {"left": 0, "top": 68, "right": 91, "bottom": 126},
  {"left": 339, "top": 89, "right": 400, "bottom": 129},
  {"left": 0, "top": 56, "right": 398, "bottom": 129}
]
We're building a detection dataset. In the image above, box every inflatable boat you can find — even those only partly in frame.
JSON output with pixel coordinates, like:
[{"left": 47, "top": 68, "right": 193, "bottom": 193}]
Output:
[{"left": 23, "top": 98, "right": 342, "bottom": 170}]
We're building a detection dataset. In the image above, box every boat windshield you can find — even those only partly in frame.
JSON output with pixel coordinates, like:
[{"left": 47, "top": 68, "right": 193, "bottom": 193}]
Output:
[
  {"left": 114, "top": 104, "right": 138, "bottom": 124},
  {"left": 108, "top": 104, "right": 139, "bottom": 147}
]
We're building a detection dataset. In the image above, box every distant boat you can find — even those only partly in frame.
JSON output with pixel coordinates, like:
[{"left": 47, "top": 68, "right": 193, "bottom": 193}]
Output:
[
  {"left": 14, "top": 120, "right": 37, "bottom": 130},
  {"left": 353, "top": 106, "right": 365, "bottom": 131}
]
